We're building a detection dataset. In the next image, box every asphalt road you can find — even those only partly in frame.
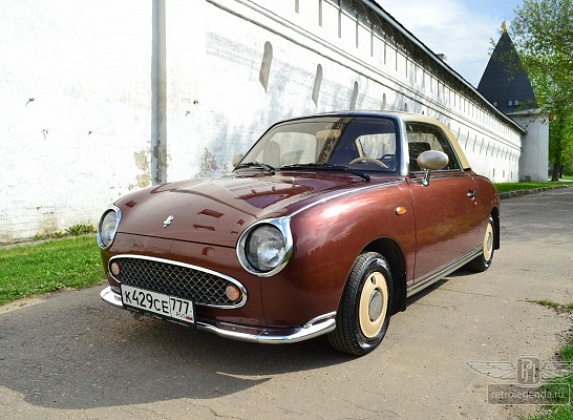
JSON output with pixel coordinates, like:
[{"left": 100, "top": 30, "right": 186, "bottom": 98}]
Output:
[{"left": 1, "top": 188, "right": 572, "bottom": 420}]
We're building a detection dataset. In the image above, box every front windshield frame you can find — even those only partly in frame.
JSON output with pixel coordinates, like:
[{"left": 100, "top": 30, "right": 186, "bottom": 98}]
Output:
[{"left": 234, "top": 116, "right": 403, "bottom": 175}]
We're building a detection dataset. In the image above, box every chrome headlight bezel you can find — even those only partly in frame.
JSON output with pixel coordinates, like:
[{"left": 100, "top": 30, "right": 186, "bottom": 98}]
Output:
[
  {"left": 97, "top": 205, "right": 121, "bottom": 250},
  {"left": 237, "top": 218, "right": 293, "bottom": 277}
]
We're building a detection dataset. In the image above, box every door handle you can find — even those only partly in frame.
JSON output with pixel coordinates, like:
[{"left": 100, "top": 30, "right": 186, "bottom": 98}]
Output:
[{"left": 467, "top": 190, "right": 478, "bottom": 198}]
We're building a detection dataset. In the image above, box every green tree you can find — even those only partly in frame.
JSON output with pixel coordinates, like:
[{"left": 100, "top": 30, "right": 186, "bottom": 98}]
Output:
[{"left": 510, "top": 0, "right": 573, "bottom": 180}]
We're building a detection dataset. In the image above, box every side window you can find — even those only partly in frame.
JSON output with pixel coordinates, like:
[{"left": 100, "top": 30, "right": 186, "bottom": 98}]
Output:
[
  {"left": 355, "top": 133, "right": 396, "bottom": 159},
  {"left": 330, "top": 118, "right": 399, "bottom": 170},
  {"left": 355, "top": 133, "right": 397, "bottom": 169},
  {"left": 406, "top": 123, "right": 461, "bottom": 172}
]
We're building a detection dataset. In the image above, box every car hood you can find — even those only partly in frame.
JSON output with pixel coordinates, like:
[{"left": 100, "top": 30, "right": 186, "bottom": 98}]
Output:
[{"left": 115, "top": 172, "right": 399, "bottom": 247}]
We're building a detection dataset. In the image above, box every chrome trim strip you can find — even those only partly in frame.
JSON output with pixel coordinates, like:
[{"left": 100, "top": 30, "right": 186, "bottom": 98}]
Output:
[
  {"left": 305, "top": 311, "right": 337, "bottom": 327},
  {"left": 407, "top": 246, "right": 482, "bottom": 298},
  {"left": 196, "top": 316, "right": 336, "bottom": 344},
  {"left": 100, "top": 286, "right": 336, "bottom": 344},
  {"left": 100, "top": 286, "right": 124, "bottom": 308},
  {"left": 108, "top": 254, "right": 248, "bottom": 309},
  {"left": 97, "top": 205, "right": 121, "bottom": 250}
]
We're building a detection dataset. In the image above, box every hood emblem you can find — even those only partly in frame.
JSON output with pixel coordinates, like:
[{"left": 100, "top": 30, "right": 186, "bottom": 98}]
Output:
[{"left": 163, "top": 215, "right": 174, "bottom": 228}]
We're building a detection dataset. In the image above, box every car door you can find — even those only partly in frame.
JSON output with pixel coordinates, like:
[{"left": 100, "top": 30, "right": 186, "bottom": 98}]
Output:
[{"left": 405, "top": 122, "right": 482, "bottom": 281}]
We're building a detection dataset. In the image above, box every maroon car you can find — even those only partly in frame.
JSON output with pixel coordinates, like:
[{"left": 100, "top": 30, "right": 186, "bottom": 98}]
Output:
[{"left": 98, "top": 111, "right": 499, "bottom": 356}]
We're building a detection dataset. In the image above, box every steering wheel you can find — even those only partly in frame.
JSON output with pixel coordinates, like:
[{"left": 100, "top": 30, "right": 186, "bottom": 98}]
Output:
[{"left": 349, "top": 157, "right": 388, "bottom": 168}]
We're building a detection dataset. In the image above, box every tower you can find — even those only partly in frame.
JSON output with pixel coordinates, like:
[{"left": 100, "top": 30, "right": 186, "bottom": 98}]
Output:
[
  {"left": 478, "top": 22, "right": 537, "bottom": 113},
  {"left": 478, "top": 23, "right": 548, "bottom": 182}
]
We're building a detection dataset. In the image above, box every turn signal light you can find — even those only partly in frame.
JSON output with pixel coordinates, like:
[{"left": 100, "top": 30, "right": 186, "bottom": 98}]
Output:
[
  {"left": 225, "top": 285, "right": 241, "bottom": 302},
  {"left": 110, "top": 262, "right": 121, "bottom": 276}
]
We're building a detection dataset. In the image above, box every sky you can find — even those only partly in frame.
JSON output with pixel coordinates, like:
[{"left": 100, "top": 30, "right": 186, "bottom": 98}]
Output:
[{"left": 375, "top": 0, "right": 523, "bottom": 87}]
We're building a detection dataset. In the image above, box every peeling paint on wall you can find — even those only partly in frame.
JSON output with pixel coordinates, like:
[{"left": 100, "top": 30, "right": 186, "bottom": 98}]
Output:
[
  {"left": 38, "top": 209, "right": 60, "bottom": 236},
  {"left": 199, "top": 147, "right": 217, "bottom": 177},
  {"left": 198, "top": 147, "right": 229, "bottom": 178},
  {"left": 132, "top": 150, "right": 151, "bottom": 189},
  {"left": 0, "top": 232, "right": 14, "bottom": 243},
  {"left": 134, "top": 150, "right": 150, "bottom": 171}
]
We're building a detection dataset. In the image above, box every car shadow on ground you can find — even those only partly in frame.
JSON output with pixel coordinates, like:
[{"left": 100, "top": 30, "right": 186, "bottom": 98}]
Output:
[
  {"left": 0, "top": 287, "right": 355, "bottom": 410},
  {"left": 0, "top": 273, "right": 467, "bottom": 410}
]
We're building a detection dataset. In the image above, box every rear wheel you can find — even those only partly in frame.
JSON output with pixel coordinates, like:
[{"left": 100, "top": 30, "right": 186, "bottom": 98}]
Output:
[
  {"left": 466, "top": 216, "right": 495, "bottom": 272},
  {"left": 328, "top": 252, "right": 393, "bottom": 356}
]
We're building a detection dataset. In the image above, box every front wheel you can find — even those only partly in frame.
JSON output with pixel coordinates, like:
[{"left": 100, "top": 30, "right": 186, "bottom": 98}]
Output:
[
  {"left": 328, "top": 252, "right": 393, "bottom": 356},
  {"left": 466, "top": 216, "right": 495, "bottom": 272}
]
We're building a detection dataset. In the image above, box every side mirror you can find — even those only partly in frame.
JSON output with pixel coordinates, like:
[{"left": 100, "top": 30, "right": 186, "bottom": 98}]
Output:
[
  {"left": 417, "top": 150, "right": 448, "bottom": 186},
  {"left": 232, "top": 153, "right": 244, "bottom": 167}
]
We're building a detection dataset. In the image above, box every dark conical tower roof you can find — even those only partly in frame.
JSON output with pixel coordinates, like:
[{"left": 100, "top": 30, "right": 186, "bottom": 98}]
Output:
[{"left": 478, "top": 25, "right": 537, "bottom": 114}]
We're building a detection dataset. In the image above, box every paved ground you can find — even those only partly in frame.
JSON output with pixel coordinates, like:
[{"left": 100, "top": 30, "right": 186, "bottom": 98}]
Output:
[{"left": 1, "top": 188, "right": 572, "bottom": 419}]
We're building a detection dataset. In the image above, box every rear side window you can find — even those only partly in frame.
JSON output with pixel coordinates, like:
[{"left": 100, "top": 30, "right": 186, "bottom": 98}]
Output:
[{"left": 406, "top": 123, "right": 461, "bottom": 172}]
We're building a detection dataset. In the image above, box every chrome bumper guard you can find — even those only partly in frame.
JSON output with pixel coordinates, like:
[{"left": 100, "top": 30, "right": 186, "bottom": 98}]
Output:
[{"left": 100, "top": 286, "right": 336, "bottom": 344}]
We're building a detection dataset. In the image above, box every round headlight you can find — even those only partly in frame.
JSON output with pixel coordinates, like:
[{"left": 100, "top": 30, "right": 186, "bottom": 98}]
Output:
[
  {"left": 97, "top": 208, "right": 120, "bottom": 249},
  {"left": 245, "top": 225, "right": 287, "bottom": 272}
]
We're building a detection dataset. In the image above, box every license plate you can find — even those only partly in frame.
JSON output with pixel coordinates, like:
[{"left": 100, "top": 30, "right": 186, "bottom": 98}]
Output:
[{"left": 121, "top": 285, "right": 195, "bottom": 324}]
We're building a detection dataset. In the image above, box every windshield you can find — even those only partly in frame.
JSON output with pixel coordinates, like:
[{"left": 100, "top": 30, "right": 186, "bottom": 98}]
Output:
[{"left": 236, "top": 117, "right": 400, "bottom": 173}]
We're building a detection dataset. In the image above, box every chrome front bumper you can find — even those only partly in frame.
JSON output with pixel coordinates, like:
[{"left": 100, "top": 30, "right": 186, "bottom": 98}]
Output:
[{"left": 100, "top": 286, "right": 336, "bottom": 344}]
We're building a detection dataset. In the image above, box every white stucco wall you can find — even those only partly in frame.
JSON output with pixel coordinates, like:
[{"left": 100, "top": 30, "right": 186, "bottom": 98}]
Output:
[
  {"left": 165, "top": 0, "right": 525, "bottom": 183},
  {"left": 0, "top": 0, "right": 535, "bottom": 243},
  {"left": 0, "top": 1, "right": 152, "bottom": 242}
]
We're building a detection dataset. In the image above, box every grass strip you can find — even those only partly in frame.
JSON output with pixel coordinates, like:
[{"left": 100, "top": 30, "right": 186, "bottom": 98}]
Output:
[
  {"left": 528, "top": 299, "right": 573, "bottom": 313},
  {"left": 495, "top": 182, "right": 573, "bottom": 194},
  {"left": 0, "top": 236, "right": 104, "bottom": 306}
]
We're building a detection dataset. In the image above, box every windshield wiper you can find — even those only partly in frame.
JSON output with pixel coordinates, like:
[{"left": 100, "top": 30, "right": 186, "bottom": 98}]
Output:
[
  {"left": 234, "top": 161, "right": 276, "bottom": 174},
  {"left": 280, "top": 163, "right": 370, "bottom": 181}
]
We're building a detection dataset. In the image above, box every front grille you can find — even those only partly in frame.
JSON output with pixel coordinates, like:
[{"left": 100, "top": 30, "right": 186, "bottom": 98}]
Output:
[{"left": 110, "top": 256, "right": 247, "bottom": 309}]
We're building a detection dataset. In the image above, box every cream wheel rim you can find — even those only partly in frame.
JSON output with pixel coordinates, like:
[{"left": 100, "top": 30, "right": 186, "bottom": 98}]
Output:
[
  {"left": 359, "top": 271, "right": 389, "bottom": 338},
  {"left": 483, "top": 222, "right": 494, "bottom": 261}
]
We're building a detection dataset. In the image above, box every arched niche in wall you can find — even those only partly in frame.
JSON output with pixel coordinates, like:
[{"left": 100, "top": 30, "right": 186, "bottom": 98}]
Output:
[
  {"left": 312, "top": 64, "right": 323, "bottom": 107},
  {"left": 350, "top": 81, "right": 359, "bottom": 110},
  {"left": 259, "top": 41, "right": 273, "bottom": 92},
  {"left": 370, "top": 14, "right": 384, "bottom": 58}
]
